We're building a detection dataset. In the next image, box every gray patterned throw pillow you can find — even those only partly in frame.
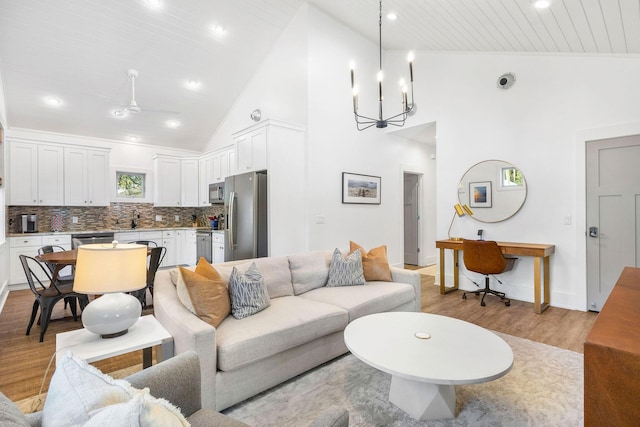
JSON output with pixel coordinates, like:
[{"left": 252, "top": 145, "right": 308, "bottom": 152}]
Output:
[
  {"left": 229, "top": 262, "right": 271, "bottom": 319},
  {"left": 327, "top": 248, "right": 365, "bottom": 287}
]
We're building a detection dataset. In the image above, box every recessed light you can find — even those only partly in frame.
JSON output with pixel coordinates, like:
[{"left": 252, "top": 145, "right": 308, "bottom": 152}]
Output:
[
  {"left": 113, "top": 109, "right": 128, "bottom": 118},
  {"left": 210, "top": 24, "right": 227, "bottom": 36},
  {"left": 387, "top": 12, "right": 398, "bottom": 21},
  {"left": 166, "top": 119, "right": 180, "bottom": 128},
  {"left": 144, "top": 0, "right": 161, "bottom": 9},
  {"left": 44, "top": 96, "right": 61, "bottom": 107},
  {"left": 127, "top": 136, "right": 139, "bottom": 142},
  {"left": 533, "top": 0, "right": 550, "bottom": 9},
  {"left": 185, "top": 79, "right": 201, "bottom": 91}
]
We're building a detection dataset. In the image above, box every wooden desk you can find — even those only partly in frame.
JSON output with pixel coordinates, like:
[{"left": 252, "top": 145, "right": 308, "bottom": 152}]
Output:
[{"left": 435, "top": 239, "right": 555, "bottom": 314}]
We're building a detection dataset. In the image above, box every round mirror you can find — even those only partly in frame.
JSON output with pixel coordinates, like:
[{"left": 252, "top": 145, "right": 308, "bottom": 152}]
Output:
[{"left": 457, "top": 160, "right": 527, "bottom": 223}]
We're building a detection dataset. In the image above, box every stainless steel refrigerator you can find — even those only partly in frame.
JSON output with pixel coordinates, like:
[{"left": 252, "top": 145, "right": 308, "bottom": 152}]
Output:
[{"left": 224, "top": 170, "right": 268, "bottom": 261}]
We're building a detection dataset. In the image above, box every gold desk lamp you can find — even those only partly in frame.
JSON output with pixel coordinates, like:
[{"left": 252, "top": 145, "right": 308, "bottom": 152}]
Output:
[{"left": 448, "top": 203, "right": 473, "bottom": 241}]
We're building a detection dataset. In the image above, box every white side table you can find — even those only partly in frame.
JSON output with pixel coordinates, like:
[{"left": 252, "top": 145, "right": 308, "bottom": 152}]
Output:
[{"left": 56, "top": 315, "right": 174, "bottom": 368}]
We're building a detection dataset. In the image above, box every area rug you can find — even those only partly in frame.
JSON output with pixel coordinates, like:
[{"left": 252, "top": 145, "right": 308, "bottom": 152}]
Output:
[{"left": 223, "top": 332, "right": 583, "bottom": 426}]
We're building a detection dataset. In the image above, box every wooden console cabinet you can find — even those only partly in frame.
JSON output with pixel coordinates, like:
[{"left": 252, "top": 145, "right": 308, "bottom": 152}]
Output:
[{"left": 584, "top": 267, "right": 640, "bottom": 426}]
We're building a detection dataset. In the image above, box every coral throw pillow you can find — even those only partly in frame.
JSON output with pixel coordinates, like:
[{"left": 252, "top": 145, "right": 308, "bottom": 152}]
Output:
[
  {"left": 176, "top": 257, "right": 230, "bottom": 327},
  {"left": 350, "top": 241, "right": 393, "bottom": 282}
]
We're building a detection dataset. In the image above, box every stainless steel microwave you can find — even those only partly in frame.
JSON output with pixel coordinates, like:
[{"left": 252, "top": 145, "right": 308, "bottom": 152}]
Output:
[{"left": 209, "top": 182, "right": 225, "bottom": 204}]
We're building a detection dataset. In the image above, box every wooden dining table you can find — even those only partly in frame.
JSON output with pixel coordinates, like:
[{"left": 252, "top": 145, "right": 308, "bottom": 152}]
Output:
[
  {"left": 36, "top": 249, "right": 79, "bottom": 285},
  {"left": 36, "top": 247, "right": 152, "bottom": 287}
]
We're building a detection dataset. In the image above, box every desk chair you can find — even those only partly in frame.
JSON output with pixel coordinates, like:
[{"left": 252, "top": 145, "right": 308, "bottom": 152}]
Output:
[{"left": 462, "top": 239, "right": 516, "bottom": 307}]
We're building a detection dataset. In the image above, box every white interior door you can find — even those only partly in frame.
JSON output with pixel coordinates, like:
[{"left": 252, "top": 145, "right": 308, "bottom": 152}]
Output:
[
  {"left": 404, "top": 173, "right": 420, "bottom": 265},
  {"left": 586, "top": 135, "right": 640, "bottom": 311}
]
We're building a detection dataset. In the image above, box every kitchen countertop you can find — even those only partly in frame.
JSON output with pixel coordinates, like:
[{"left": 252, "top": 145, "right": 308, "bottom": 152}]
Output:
[{"left": 6, "top": 227, "right": 223, "bottom": 238}]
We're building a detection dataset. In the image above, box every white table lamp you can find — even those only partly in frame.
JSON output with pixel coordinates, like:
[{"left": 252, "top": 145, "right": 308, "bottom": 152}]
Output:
[{"left": 74, "top": 242, "right": 147, "bottom": 338}]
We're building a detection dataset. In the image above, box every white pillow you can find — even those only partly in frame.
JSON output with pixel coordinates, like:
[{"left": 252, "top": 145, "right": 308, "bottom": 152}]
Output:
[
  {"left": 83, "top": 389, "right": 189, "bottom": 427},
  {"left": 42, "top": 352, "right": 188, "bottom": 427}
]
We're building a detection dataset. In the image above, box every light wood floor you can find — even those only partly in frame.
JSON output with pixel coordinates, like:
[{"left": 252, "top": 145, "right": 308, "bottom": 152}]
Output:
[{"left": 0, "top": 274, "right": 597, "bottom": 405}]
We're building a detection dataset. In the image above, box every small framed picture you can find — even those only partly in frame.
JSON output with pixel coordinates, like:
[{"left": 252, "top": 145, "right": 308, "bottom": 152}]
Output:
[
  {"left": 342, "top": 172, "right": 381, "bottom": 204},
  {"left": 469, "top": 181, "right": 492, "bottom": 208}
]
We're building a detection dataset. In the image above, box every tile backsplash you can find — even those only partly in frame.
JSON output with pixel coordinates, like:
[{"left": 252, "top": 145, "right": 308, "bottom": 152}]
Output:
[{"left": 7, "top": 203, "right": 225, "bottom": 234}]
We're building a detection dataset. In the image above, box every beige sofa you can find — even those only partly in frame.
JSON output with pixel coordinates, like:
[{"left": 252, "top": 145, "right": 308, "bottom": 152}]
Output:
[{"left": 154, "top": 250, "right": 421, "bottom": 412}]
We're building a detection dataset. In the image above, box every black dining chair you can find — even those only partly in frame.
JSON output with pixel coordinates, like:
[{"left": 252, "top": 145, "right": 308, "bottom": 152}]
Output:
[
  {"left": 129, "top": 240, "right": 158, "bottom": 247},
  {"left": 38, "top": 245, "right": 75, "bottom": 309},
  {"left": 20, "top": 255, "right": 89, "bottom": 342},
  {"left": 133, "top": 246, "right": 166, "bottom": 308}
]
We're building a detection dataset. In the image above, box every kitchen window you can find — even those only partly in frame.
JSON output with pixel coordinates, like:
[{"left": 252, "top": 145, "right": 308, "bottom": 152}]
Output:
[{"left": 112, "top": 167, "right": 153, "bottom": 203}]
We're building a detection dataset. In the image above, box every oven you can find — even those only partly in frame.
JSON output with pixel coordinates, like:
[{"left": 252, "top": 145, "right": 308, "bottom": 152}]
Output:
[{"left": 71, "top": 232, "right": 116, "bottom": 249}]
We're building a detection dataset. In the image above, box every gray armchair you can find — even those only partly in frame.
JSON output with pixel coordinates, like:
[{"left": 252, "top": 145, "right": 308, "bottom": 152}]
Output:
[{"left": 1, "top": 351, "right": 348, "bottom": 427}]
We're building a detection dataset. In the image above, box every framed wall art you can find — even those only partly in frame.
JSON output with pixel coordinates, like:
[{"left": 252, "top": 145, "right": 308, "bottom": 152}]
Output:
[
  {"left": 469, "top": 181, "right": 492, "bottom": 208},
  {"left": 342, "top": 172, "right": 381, "bottom": 204}
]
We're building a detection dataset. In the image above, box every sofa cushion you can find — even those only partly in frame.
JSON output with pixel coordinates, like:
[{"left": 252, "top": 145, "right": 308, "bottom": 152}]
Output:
[
  {"left": 216, "top": 296, "right": 349, "bottom": 371},
  {"left": 176, "top": 259, "right": 230, "bottom": 327},
  {"left": 216, "top": 256, "right": 294, "bottom": 298},
  {"left": 289, "top": 251, "right": 332, "bottom": 295},
  {"left": 42, "top": 352, "right": 189, "bottom": 427},
  {"left": 327, "top": 248, "right": 365, "bottom": 287},
  {"left": 229, "top": 263, "right": 271, "bottom": 319},
  {"left": 300, "top": 282, "right": 415, "bottom": 321},
  {"left": 350, "top": 241, "right": 392, "bottom": 282}
]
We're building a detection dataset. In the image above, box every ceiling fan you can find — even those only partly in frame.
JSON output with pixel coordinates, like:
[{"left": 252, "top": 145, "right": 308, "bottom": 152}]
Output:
[{"left": 113, "top": 69, "right": 141, "bottom": 117}]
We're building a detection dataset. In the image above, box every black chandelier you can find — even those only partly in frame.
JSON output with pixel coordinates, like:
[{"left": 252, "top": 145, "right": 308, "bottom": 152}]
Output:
[{"left": 350, "top": 0, "right": 415, "bottom": 131}]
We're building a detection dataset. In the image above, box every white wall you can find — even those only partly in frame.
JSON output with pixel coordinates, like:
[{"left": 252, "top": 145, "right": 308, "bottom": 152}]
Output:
[
  {"left": 385, "top": 51, "right": 640, "bottom": 310},
  {"left": 0, "top": 62, "right": 9, "bottom": 311},
  {"left": 204, "top": 4, "right": 309, "bottom": 152},
  {"left": 205, "top": 4, "right": 434, "bottom": 265},
  {"left": 305, "top": 6, "right": 433, "bottom": 265}
]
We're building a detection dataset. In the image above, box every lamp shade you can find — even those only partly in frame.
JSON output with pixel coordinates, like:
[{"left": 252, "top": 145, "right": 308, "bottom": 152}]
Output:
[{"left": 74, "top": 243, "right": 147, "bottom": 294}]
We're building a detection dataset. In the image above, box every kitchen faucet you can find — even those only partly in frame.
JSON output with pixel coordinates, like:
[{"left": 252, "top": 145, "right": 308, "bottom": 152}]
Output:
[{"left": 131, "top": 209, "right": 140, "bottom": 229}]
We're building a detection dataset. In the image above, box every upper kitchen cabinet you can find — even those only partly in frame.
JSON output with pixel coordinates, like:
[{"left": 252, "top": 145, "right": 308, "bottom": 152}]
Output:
[
  {"left": 153, "top": 155, "right": 199, "bottom": 207},
  {"left": 64, "top": 147, "right": 111, "bottom": 206},
  {"left": 198, "top": 146, "right": 235, "bottom": 206},
  {"left": 234, "top": 125, "right": 267, "bottom": 173},
  {"left": 8, "top": 141, "right": 64, "bottom": 206}
]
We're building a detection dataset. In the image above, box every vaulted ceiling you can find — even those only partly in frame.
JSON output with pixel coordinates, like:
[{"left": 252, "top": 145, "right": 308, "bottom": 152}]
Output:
[{"left": 0, "top": 0, "right": 637, "bottom": 151}]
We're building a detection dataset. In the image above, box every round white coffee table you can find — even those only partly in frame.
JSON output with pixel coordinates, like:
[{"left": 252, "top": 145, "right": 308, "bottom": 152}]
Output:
[{"left": 343, "top": 312, "right": 513, "bottom": 420}]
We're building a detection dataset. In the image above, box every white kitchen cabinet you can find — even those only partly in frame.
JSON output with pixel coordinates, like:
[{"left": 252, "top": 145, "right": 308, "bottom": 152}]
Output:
[
  {"left": 212, "top": 149, "right": 231, "bottom": 182},
  {"left": 181, "top": 159, "right": 199, "bottom": 207},
  {"left": 198, "top": 155, "right": 213, "bottom": 207},
  {"left": 8, "top": 141, "right": 64, "bottom": 206},
  {"left": 185, "top": 229, "right": 197, "bottom": 265},
  {"left": 161, "top": 230, "right": 176, "bottom": 267},
  {"left": 198, "top": 147, "right": 234, "bottom": 206},
  {"left": 114, "top": 231, "right": 140, "bottom": 243},
  {"left": 232, "top": 119, "right": 306, "bottom": 257},
  {"left": 9, "top": 236, "right": 45, "bottom": 286},
  {"left": 64, "top": 147, "right": 110, "bottom": 206},
  {"left": 234, "top": 126, "right": 267, "bottom": 173},
  {"left": 138, "top": 231, "right": 162, "bottom": 246},
  {"left": 153, "top": 155, "right": 199, "bottom": 207},
  {"left": 212, "top": 232, "right": 225, "bottom": 264}
]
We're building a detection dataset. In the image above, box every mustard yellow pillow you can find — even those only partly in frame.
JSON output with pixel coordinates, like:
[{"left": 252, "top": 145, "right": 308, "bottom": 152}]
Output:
[
  {"left": 176, "top": 258, "right": 230, "bottom": 327},
  {"left": 349, "top": 241, "right": 393, "bottom": 282}
]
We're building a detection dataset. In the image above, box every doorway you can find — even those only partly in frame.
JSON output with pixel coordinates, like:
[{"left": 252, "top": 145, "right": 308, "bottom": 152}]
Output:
[
  {"left": 586, "top": 134, "right": 640, "bottom": 311},
  {"left": 404, "top": 173, "right": 421, "bottom": 265}
]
